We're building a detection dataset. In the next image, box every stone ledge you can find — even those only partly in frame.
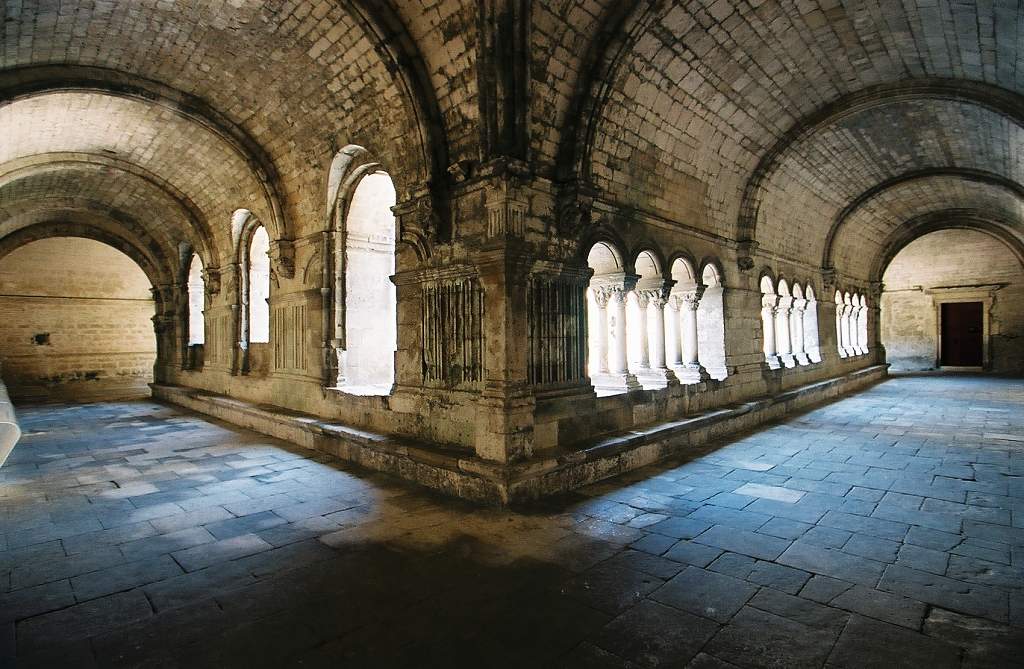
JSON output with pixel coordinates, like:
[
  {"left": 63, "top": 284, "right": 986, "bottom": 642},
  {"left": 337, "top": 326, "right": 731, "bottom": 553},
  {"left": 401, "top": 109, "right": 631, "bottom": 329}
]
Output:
[{"left": 151, "top": 364, "right": 888, "bottom": 506}]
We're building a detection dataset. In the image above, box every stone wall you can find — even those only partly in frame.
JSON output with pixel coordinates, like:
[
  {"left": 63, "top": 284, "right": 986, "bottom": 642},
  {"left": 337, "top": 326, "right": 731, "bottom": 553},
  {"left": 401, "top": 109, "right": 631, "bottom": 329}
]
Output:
[
  {"left": 0, "top": 238, "right": 156, "bottom": 401},
  {"left": 881, "top": 229, "right": 1024, "bottom": 373}
]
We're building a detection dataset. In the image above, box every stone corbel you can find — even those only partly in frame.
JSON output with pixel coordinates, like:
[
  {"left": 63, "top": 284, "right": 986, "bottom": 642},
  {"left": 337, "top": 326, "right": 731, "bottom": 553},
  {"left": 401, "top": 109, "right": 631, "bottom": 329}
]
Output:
[
  {"left": 554, "top": 181, "right": 596, "bottom": 239},
  {"left": 269, "top": 240, "right": 295, "bottom": 280},
  {"left": 394, "top": 189, "right": 440, "bottom": 260},
  {"left": 821, "top": 267, "right": 837, "bottom": 295},
  {"left": 203, "top": 268, "right": 221, "bottom": 296},
  {"left": 736, "top": 240, "right": 759, "bottom": 271}
]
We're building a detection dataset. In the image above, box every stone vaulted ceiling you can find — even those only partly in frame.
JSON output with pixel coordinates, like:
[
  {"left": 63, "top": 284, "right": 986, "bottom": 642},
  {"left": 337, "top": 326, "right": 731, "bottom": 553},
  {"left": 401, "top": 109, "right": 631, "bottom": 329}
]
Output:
[{"left": 0, "top": 0, "right": 1022, "bottom": 284}]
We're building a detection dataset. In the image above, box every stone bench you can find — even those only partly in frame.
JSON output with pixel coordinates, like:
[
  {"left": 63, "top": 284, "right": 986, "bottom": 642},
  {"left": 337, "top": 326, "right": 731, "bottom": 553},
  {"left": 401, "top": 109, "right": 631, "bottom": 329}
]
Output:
[{"left": 0, "top": 372, "right": 21, "bottom": 467}]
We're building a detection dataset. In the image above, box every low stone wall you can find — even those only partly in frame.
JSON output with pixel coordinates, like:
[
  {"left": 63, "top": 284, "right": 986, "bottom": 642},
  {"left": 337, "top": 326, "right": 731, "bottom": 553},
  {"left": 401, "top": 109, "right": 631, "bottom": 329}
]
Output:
[
  {"left": 0, "top": 371, "right": 22, "bottom": 467},
  {"left": 154, "top": 364, "right": 887, "bottom": 505}
]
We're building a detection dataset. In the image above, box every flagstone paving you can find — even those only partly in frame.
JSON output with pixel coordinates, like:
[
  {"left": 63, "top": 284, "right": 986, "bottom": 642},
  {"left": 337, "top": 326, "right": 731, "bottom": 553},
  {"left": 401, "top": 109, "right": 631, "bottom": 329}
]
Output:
[{"left": 1, "top": 375, "right": 1022, "bottom": 667}]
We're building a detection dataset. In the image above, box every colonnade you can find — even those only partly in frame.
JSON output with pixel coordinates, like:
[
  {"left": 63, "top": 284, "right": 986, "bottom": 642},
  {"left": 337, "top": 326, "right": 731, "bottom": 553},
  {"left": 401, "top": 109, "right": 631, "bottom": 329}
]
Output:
[
  {"left": 760, "top": 277, "right": 822, "bottom": 370},
  {"left": 836, "top": 291, "right": 869, "bottom": 358}
]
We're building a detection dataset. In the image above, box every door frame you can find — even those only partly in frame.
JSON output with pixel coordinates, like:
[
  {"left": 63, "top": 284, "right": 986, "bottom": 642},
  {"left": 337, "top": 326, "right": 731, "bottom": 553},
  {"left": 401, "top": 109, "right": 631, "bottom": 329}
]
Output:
[{"left": 927, "top": 285, "right": 999, "bottom": 371}]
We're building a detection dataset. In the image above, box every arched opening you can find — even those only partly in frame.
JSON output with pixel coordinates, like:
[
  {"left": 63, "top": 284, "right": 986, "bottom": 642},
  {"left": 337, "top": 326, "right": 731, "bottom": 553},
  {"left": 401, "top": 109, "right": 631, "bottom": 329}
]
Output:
[
  {"left": 803, "top": 285, "right": 822, "bottom": 363},
  {"left": 880, "top": 228, "right": 1024, "bottom": 373},
  {"left": 668, "top": 257, "right": 700, "bottom": 383},
  {"left": 335, "top": 171, "right": 398, "bottom": 393},
  {"left": 585, "top": 241, "right": 638, "bottom": 393},
  {"left": 248, "top": 226, "right": 270, "bottom": 345},
  {"left": 630, "top": 251, "right": 671, "bottom": 388},
  {"left": 0, "top": 237, "right": 156, "bottom": 401},
  {"left": 184, "top": 254, "right": 205, "bottom": 369},
  {"left": 698, "top": 264, "right": 728, "bottom": 380},
  {"left": 761, "top": 275, "right": 781, "bottom": 369}
]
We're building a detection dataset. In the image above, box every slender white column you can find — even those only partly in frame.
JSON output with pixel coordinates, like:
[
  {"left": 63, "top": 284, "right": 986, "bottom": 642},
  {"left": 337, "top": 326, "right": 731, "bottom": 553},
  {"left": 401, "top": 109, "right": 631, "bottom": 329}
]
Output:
[
  {"left": 681, "top": 291, "right": 700, "bottom": 367},
  {"left": 841, "top": 305, "right": 854, "bottom": 357},
  {"left": 762, "top": 294, "right": 781, "bottom": 369},
  {"left": 648, "top": 293, "right": 667, "bottom": 371},
  {"left": 592, "top": 289, "right": 610, "bottom": 374},
  {"left": 665, "top": 298, "right": 682, "bottom": 369},
  {"left": 775, "top": 296, "right": 795, "bottom": 368},
  {"left": 791, "top": 298, "right": 809, "bottom": 365},
  {"left": 633, "top": 291, "right": 651, "bottom": 370},
  {"left": 608, "top": 288, "right": 629, "bottom": 375},
  {"left": 857, "top": 306, "right": 868, "bottom": 354}
]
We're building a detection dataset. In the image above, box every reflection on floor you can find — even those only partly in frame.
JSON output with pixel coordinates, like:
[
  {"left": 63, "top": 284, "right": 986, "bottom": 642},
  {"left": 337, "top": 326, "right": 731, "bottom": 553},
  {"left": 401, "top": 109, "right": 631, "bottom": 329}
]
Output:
[{"left": 1, "top": 376, "right": 1022, "bottom": 667}]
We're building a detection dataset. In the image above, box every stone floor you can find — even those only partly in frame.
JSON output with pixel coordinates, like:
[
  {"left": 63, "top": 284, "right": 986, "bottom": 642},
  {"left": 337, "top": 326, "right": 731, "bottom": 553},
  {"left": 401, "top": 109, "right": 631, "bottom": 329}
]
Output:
[{"left": 1, "top": 376, "right": 1023, "bottom": 668}]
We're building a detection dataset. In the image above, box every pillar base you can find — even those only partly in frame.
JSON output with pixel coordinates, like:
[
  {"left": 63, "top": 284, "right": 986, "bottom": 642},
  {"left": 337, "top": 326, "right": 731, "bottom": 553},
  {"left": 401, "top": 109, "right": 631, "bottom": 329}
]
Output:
[
  {"left": 780, "top": 354, "right": 797, "bottom": 368},
  {"left": 635, "top": 366, "right": 678, "bottom": 389},
  {"left": 673, "top": 364, "right": 709, "bottom": 384},
  {"left": 794, "top": 352, "right": 811, "bottom": 366},
  {"left": 764, "top": 355, "right": 782, "bottom": 370},
  {"left": 591, "top": 372, "right": 643, "bottom": 393}
]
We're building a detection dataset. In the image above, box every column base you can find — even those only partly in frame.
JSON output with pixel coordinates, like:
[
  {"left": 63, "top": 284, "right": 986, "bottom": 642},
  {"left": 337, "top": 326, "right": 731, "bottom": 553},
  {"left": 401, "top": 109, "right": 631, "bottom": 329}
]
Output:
[
  {"left": 591, "top": 372, "right": 643, "bottom": 393},
  {"left": 635, "top": 366, "right": 678, "bottom": 389},
  {"left": 673, "top": 364, "right": 709, "bottom": 384},
  {"left": 764, "top": 355, "right": 782, "bottom": 370},
  {"left": 795, "top": 352, "right": 811, "bottom": 366},
  {"left": 780, "top": 354, "right": 797, "bottom": 368}
]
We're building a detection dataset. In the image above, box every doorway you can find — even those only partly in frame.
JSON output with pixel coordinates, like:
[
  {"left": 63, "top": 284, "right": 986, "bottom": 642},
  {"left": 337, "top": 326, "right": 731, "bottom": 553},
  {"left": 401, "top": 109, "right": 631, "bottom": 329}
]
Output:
[{"left": 940, "top": 302, "right": 983, "bottom": 367}]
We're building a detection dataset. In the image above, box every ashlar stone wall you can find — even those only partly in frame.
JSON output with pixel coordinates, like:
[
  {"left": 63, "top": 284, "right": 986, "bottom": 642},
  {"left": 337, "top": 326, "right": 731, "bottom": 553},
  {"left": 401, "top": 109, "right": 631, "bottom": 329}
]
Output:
[
  {"left": 881, "top": 229, "right": 1024, "bottom": 374},
  {"left": 0, "top": 238, "right": 156, "bottom": 400}
]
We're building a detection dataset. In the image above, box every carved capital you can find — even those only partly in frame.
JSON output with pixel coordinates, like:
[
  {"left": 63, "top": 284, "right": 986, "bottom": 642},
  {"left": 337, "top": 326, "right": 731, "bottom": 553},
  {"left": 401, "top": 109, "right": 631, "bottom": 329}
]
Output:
[
  {"left": 737, "top": 240, "right": 759, "bottom": 271},
  {"left": 484, "top": 175, "right": 528, "bottom": 239},
  {"left": 270, "top": 240, "right": 295, "bottom": 279},
  {"left": 203, "top": 268, "right": 221, "bottom": 296},
  {"left": 680, "top": 287, "right": 705, "bottom": 310},
  {"left": 555, "top": 181, "right": 596, "bottom": 239},
  {"left": 821, "top": 267, "right": 837, "bottom": 295},
  {"left": 394, "top": 189, "right": 439, "bottom": 260}
]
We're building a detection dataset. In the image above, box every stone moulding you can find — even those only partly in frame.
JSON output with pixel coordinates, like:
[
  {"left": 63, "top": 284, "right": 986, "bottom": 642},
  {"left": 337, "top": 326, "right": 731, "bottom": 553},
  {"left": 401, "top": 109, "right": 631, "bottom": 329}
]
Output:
[{"left": 151, "top": 364, "right": 887, "bottom": 505}]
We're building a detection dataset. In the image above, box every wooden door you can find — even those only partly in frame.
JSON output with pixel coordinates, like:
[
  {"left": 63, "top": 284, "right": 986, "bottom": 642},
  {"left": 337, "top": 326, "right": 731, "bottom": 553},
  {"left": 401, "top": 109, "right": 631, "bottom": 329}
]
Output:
[{"left": 940, "top": 302, "right": 983, "bottom": 367}]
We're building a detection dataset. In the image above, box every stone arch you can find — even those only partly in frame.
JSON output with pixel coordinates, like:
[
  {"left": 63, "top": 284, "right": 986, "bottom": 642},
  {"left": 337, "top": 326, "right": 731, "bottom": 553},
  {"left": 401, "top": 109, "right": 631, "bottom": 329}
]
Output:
[
  {"left": 0, "top": 155, "right": 220, "bottom": 270},
  {"left": 0, "top": 66, "right": 291, "bottom": 242},
  {"left": 736, "top": 78, "right": 1024, "bottom": 246},
  {"left": 332, "top": 168, "right": 398, "bottom": 393},
  {"left": 870, "top": 211, "right": 1024, "bottom": 284},
  {"left": 0, "top": 222, "right": 165, "bottom": 289},
  {"left": 234, "top": 211, "right": 272, "bottom": 370},
  {"left": 822, "top": 168, "right": 1024, "bottom": 272}
]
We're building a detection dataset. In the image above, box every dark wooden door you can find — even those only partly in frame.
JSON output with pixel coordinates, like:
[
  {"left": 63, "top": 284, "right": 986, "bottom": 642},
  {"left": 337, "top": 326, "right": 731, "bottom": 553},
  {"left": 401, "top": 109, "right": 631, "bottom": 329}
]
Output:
[{"left": 940, "top": 302, "right": 983, "bottom": 367}]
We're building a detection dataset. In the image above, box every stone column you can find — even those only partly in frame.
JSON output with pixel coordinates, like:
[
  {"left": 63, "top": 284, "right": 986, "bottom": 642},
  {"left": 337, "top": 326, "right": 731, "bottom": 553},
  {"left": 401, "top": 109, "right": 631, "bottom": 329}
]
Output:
[
  {"left": 761, "top": 294, "right": 781, "bottom": 369},
  {"left": 775, "top": 295, "right": 795, "bottom": 368},
  {"left": 608, "top": 288, "right": 628, "bottom": 374},
  {"left": 665, "top": 298, "right": 682, "bottom": 370},
  {"left": 633, "top": 291, "right": 651, "bottom": 372},
  {"left": 591, "top": 284, "right": 641, "bottom": 392},
  {"left": 856, "top": 305, "right": 868, "bottom": 354},
  {"left": 474, "top": 250, "right": 536, "bottom": 463},
  {"left": 675, "top": 289, "right": 709, "bottom": 383},
  {"left": 648, "top": 293, "right": 666, "bottom": 371},
  {"left": 591, "top": 289, "right": 610, "bottom": 375},
  {"left": 635, "top": 290, "right": 677, "bottom": 387},
  {"left": 791, "top": 298, "right": 809, "bottom": 365}
]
